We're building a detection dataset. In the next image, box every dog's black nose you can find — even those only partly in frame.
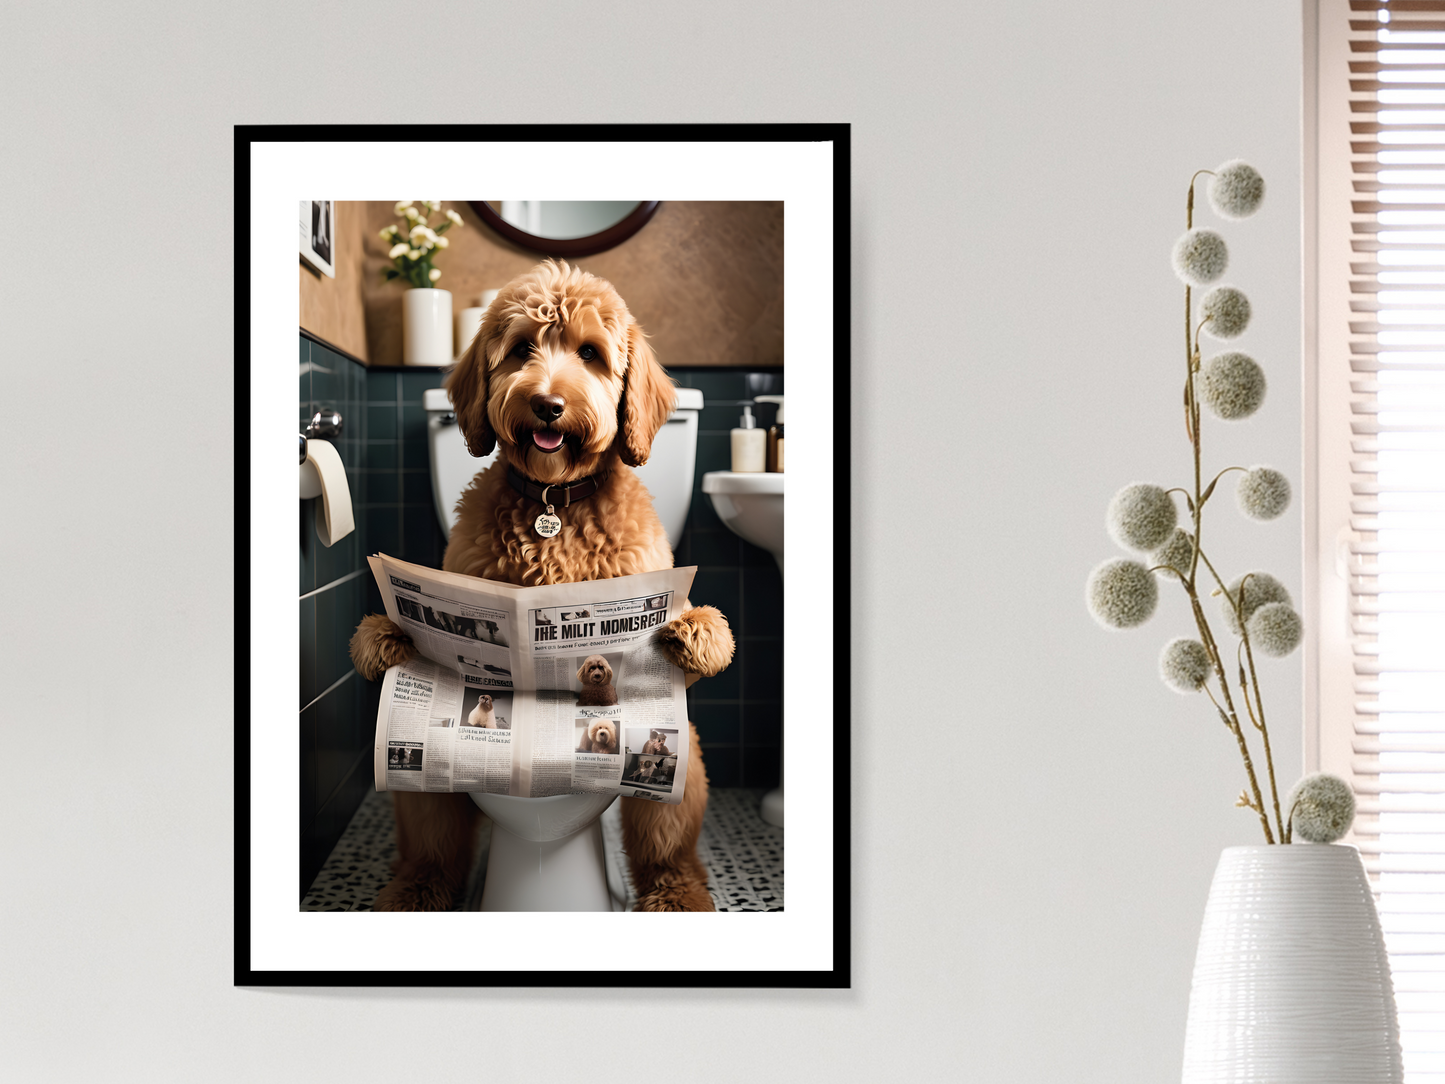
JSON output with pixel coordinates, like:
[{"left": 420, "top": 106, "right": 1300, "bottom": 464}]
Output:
[{"left": 531, "top": 394, "right": 564, "bottom": 421}]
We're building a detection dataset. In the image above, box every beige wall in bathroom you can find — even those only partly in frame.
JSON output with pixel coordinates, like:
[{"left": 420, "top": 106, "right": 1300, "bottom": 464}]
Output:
[
  {"left": 298, "top": 200, "right": 370, "bottom": 362},
  {"left": 326, "top": 200, "right": 783, "bottom": 368}
]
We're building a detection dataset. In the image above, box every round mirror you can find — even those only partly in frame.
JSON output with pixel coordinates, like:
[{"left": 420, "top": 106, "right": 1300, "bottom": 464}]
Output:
[{"left": 468, "top": 200, "right": 660, "bottom": 257}]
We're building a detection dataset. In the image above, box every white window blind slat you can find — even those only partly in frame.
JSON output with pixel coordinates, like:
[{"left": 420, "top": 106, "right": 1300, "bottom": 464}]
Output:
[{"left": 1335, "top": 5, "right": 1445, "bottom": 1077}]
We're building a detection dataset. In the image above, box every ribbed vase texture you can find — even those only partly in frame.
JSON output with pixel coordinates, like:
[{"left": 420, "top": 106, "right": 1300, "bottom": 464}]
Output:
[{"left": 1182, "top": 845, "right": 1402, "bottom": 1084}]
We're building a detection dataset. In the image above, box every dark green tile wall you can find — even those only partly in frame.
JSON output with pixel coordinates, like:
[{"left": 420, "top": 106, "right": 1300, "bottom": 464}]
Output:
[{"left": 299, "top": 335, "right": 377, "bottom": 901}]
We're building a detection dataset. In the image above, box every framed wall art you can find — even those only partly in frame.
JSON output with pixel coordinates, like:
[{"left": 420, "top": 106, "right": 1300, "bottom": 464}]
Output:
[{"left": 239, "top": 123, "right": 850, "bottom": 987}]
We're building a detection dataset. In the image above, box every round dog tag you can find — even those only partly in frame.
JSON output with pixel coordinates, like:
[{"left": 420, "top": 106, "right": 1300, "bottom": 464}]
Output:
[{"left": 534, "top": 505, "right": 562, "bottom": 538}]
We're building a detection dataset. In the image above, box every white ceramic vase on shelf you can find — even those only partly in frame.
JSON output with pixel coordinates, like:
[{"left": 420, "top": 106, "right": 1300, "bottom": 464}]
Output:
[
  {"left": 1182, "top": 844, "right": 1402, "bottom": 1084},
  {"left": 402, "top": 288, "right": 452, "bottom": 366}
]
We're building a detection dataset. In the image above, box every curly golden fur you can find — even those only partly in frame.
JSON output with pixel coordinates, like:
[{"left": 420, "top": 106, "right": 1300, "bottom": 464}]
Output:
[
  {"left": 575, "top": 654, "right": 618, "bottom": 707},
  {"left": 577, "top": 719, "right": 618, "bottom": 754},
  {"left": 350, "top": 260, "right": 735, "bottom": 912}
]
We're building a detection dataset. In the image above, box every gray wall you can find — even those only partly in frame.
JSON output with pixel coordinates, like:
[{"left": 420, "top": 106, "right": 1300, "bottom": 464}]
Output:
[{"left": 1, "top": 1, "right": 1303, "bottom": 1081}]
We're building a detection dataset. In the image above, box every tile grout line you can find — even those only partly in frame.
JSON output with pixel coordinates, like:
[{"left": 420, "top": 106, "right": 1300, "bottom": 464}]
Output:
[
  {"left": 301, "top": 667, "right": 357, "bottom": 715},
  {"left": 299, "top": 566, "right": 367, "bottom": 602}
]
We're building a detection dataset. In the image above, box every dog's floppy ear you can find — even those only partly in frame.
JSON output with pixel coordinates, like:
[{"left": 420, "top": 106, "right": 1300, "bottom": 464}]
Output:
[
  {"left": 601, "top": 659, "right": 614, "bottom": 683},
  {"left": 617, "top": 320, "right": 675, "bottom": 467},
  {"left": 446, "top": 310, "right": 496, "bottom": 457},
  {"left": 576, "top": 659, "right": 588, "bottom": 683}
]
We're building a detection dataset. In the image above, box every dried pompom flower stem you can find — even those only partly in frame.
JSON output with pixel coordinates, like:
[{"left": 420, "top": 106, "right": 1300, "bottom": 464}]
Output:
[
  {"left": 1108, "top": 483, "right": 1179, "bottom": 552},
  {"left": 1246, "top": 601, "right": 1302, "bottom": 658},
  {"left": 1200, "top": 286, "right": 1252, "bottom": 340},
  {"left": 1086, "top": 558, "right": 1159, "bottom": 629},
  {"left": 1209, "top": 160, "right": 1265, "bottom": 220},
  {"left": 1236, "top": 466, "right": 1291, "bottom": 521},
  {"left": 1286, "top": 773, "right": 1355, "bottom": 843},
  {"left": 1200, "top": 352, "right": 1266, "bottom": 421},
  {"left": 1151, "top": 528, "right": 1195, "bottom": 581},
  {"left": 1160, "top": 638, "right": 1213, "bottom": 693},
  {"left": 1172, "top": 228, "right": 1229, "bottom": 286},
  {"left": 1220, "top": 571, "right": 1292, "bottom": 637}
]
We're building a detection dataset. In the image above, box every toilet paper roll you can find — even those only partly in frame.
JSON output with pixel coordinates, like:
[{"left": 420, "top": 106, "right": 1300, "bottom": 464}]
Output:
[{"left": 301, "top": 438, "right": 354, "bottom": 548}]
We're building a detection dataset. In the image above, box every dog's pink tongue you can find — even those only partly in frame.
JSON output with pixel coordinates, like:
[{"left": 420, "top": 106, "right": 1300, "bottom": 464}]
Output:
[{"left": 533, "top": 430, "right": 564, "bottom": 451}]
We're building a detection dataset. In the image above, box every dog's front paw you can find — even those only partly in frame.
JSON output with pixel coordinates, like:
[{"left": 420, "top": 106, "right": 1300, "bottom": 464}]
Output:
[
  {"left": 656, "top": 606, "right": 735, "bottom": 677},
  {"left": 349, "top": 613, "right": 417, "bottom": 681}
]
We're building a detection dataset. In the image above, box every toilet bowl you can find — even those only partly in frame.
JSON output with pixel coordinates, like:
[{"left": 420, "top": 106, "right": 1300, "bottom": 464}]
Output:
[
  {"left": 424, "top": 383, "right": 704, "bottom": 910},
  {"left": 472, "top": 792, "right": 620, "bottom": 911}
]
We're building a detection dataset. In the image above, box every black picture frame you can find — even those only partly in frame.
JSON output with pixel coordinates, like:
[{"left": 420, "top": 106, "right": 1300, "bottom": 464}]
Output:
[{"left": 238, "top": 122, "right": 851, "bottom": 988}]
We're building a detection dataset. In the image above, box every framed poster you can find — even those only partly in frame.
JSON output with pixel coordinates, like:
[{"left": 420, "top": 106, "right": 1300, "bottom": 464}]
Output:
[
  {"left": 299, "top": 199, "right": 335, "bottom": 277},
  {"left": 240, "top": 123, "right": 849, "bottom": 986}
]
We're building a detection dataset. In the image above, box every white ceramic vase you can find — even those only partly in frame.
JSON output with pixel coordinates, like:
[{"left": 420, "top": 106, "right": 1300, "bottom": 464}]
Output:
[
  {"left": 1182, "top": 844, "right": 1402, "bottom": 1084},
  {"left": 402, "top": 287, "right": 453, "bottom": 366}
]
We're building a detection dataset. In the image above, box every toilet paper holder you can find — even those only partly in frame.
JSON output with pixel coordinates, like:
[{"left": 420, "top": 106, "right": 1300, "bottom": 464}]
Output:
[
  {"left": 299, "top": 410, "right": 355, "bottom": 546},
  {"left": 299, "top": 410, "right": 343, "bottom": 463}
]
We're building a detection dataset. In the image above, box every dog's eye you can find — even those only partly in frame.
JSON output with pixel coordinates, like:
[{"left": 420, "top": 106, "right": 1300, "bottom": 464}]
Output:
[
  {"left": 509, "top": 340, "right": 533, "bottom": 360},
  {"left": 578, "top": 344, "right": 599, "bottom": 362}
]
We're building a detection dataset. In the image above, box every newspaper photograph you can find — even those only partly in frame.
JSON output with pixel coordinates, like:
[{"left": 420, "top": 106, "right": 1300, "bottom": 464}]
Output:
[{"left": 367, "top": 554, "right": 696, "bottom": 805}]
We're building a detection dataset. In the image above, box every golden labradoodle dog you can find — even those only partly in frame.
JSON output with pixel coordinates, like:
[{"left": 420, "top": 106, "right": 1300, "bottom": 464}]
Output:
[
  {"left": 351, "top": 260, "right": 734, "bottom": 912},
  {"left": 577, "top": 718, "right": 618, "bottom": 755},
  {"left": 575, "top": 654, "right": 618, "bottom": 707}
]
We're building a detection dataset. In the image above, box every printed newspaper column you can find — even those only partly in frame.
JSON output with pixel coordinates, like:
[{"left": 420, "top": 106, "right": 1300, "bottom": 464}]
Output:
[
  {"left": 372, "top": 656, "right": 464, "bottom": 790},
  {"left": 450, "top": 687, "right": 515, "bottom": 794}
]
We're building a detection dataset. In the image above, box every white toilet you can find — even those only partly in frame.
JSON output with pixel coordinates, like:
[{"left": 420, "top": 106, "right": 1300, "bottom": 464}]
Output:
[{"left": 424, "top": 384, "right": 705, "bottom": 910}]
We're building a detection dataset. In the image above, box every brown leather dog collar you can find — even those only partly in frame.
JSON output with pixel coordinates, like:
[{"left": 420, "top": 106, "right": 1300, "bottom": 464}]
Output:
[{"left": 505, "top": 465, "right": 606, "bottom": 507}]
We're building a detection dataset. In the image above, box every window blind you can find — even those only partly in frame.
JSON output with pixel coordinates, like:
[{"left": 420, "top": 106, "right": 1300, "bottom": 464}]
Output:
[{"left": 1342, "top": 3, "right": 1445, "bottom": 1077}]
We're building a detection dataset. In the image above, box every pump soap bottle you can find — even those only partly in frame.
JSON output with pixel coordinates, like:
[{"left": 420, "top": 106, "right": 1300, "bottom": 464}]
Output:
[
  {"left": 755, "top": 395, "right": 784, "bottom": 472},
  {"left": 731, "top": 403, "right": 766, "bottom": 472}
]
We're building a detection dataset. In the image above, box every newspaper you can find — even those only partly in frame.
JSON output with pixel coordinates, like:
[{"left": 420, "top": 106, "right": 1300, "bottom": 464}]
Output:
[{"left": 367, "top": 554, "right": 696, "bottom": 806}]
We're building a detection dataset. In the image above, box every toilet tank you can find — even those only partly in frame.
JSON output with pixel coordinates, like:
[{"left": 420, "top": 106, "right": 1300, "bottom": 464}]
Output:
[{"left": 425, "top": 386, "right": 704, "bottom": 552}]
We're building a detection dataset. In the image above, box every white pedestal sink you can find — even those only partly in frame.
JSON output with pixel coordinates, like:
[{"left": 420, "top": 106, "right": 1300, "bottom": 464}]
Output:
[
  {"left": 702, "top": 471, "right": 784, "bottom": 827},
  {"left": 701, "top": 471, "right": 783, "bottom": 573}
]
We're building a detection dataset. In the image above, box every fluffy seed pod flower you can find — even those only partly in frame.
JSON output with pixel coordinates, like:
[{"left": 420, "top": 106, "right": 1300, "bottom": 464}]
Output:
[
  {"left": 1236, "top": 466, "right": 1291, "bottom": 521},
  {"left": 1220, "top": 571, "right": 1292, "bottom": 636},
  {"left": 1172, "top": 228, "right": 1229, "bottom": 285},
  {"left": 429, "top": 268, "right": 442, "bottom": 282},
  {"left": 1200, "top": 286, "right": 1251, "bottom": 339},
  {"left": 1160, "top": 638, "right": 1213, "bottom": 693},
  {"left": 446, "top": 208, "right": 464, "bottom": 226},
  {"left": 1151, "top": 528, "right": 1195, "bottom": 581},
  {"left": 1209, "top": 160, "right": 1265, "bottom": 220},
  {"left": 1246, "top": 601, "right": 1303, "bottom": 657},
  {"left": 388, "top": 242, "right": 409, "bottom": 259},
  {"left": 1200, "top": 351, "right": 1266, "bottom": 420},
  {"left": 1107, "top": 483, "right": 1178, "bottom": 552},
  {"left": 1287, "top": 772, "right": 1355, "bottom": 843},
  {"left": 1086, "top": 558, "right": 1159, "bottom": 630}
]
